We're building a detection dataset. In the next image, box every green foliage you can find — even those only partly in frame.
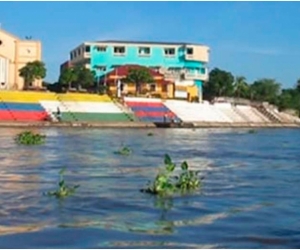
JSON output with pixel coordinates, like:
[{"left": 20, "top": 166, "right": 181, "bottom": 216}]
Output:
[
  {"left": 248, "top": 129, "right": 256, "bottom": 134},
  {"left": 58, "top": 66, "right": 95, "bottom": 90},
  {"left": 46, "top": 168, "right": 80, "bottom": 199},
  {"left": 15, "top": 131, "right": 46, "bottom": 145},
  {"left": 76, "top": 67, "right": 96, "bottom": 89},
  {"left": 124, "top": 67, "right": 154, "bottom": 95},
  {"left": 250, "top": 78, "right": 281, "bottom": 103},
  {"left": 203, "top": 68, "right": 234, "bottom": 100},
  {"left": 233, "top": 76, "right": 249, "bottom": 99},
  {"left": 59, "top": 67, "right": 78, "bottom": 89},
  {"left": 114, "top": 146, "right": 132, "bottom": 156},
  {"left": 202, "top": 67, "right": 300, "bottom": 115},
  {"left": 277, "top": 88, "right": 300, "bottom": 113},
  {"left": 141, "top": 154, "right": 202, "bottom": 196},
  {"left": 147, "top": 132, "right": 154, "bottom": 136},
  {"left": 19, "top": 60, "right": 47, "bottom": 90}
]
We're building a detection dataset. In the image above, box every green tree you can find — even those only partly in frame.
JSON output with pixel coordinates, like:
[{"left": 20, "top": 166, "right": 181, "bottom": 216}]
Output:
[
  {"left": 277, "top": 88, "right": 300, "bottom": 116},
  {"left": 296, "top": 78, "right": 300, "bottom": 93},
  {"left": 75, "top": 66, "right": 96, "bottom": 90},
  {"left": 233, "top": 76, "right": 249, "bottom": 99},
  {"left": 124, "top": 67, "right": 154, "bottom": 95},
  {"left": 58, "top": 66, "right": 95, "bottom": 91},
  {"left": 203, "top": 68, "right": 234, "bottom": 100},
  {"left": 250, "top": 78, "right": 281, "bottom": 104},
  {"left": 58, "top": 68, "right": 77, "bottom": 89},
  {"left": 19, "top": 60, "right": 46, "bottom": 90}
]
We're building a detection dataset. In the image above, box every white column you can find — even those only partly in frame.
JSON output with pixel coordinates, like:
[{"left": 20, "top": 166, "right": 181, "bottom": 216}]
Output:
[{"left": 6, "top": 58, "right": 9, "bottom": 89}]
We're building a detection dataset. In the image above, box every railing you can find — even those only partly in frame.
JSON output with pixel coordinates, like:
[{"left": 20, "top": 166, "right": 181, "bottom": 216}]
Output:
[{"left": 184, "top": 72, "right": 208, "bottom": 81}]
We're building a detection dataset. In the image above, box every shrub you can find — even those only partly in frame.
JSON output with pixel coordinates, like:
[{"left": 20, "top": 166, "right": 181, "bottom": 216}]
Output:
[
  {"left": 15, "top": 131, "right": 46, "bottom": 145},
  {"left": 141, "top": 154, "right": 202, "bottom": 196}
]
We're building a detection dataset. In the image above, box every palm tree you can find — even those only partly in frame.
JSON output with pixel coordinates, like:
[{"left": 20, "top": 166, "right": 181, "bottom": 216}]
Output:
[{"left": 233, "top": 76, "right": 248, "bottom": 99}]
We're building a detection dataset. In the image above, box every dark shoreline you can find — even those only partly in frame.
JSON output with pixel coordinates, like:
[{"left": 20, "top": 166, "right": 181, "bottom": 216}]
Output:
[{"left": 0, "top": 121, "right": 299, "bottom": 129}]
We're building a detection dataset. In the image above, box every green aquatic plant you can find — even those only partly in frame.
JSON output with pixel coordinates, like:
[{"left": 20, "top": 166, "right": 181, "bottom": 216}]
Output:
[
  {"left": 46, "top": 168, "right": 79, "bottom": 199},
  {"left": 248, "top": 129, "right": 257, "bottom": 134},
  {"left": 147, "top": 132, "right": 154, "bottom": 136},
  {"left": 15, "top": 131, "right": 46, "bottom": 145},
  {"left": 141, "top": 154, "right": 202, "bottom": 196},
  {"left": 114, "top": 146, "right": 132, "bottom": 156}
]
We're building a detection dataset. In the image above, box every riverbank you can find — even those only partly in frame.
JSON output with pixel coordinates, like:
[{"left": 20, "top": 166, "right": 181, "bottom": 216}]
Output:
[{"left": 0, "top": 121, "right": 299, "bottom": 129}]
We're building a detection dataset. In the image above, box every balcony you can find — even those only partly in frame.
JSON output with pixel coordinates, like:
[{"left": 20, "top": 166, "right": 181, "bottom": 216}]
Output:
[
  {"left": 164, "top": 71, "right": 182, "bottom": 81},
  {"left": 184, "top": 71, "right": 208, "bottom": 81}
]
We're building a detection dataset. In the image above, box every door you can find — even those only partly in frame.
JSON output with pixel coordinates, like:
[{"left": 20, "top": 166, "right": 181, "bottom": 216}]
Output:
[{"left": 0, "top": 57, "right": 8, "bottom": 89}]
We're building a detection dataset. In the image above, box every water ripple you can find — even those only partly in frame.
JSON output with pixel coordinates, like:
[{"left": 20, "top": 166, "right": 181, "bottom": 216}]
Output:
[{"left": 0, "top": 128, "right": 299, "bottom": 248}]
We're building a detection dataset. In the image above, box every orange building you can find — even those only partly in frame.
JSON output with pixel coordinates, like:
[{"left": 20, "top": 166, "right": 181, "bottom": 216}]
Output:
[{"left": 100, "top": 65, "right": 175, "bottom": 99}]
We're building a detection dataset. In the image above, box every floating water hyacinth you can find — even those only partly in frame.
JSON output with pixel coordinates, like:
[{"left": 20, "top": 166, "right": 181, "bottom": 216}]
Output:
[
  {"left": 46, "top": 168, "right": 80, "bottom": 199},
  {"left": 114, "top": 146, "right": 132, "bottom": 156},
  {"left": 15, "top": 131, "right": 46, "bottom": 145},
  {"left": 141, "top": 154, "right": 203, "bottom": 196}
]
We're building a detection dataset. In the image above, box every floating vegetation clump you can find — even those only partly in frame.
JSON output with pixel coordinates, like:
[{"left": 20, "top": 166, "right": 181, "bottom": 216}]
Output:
[
  {"left": 248, "top": 129, "right": 257, "bottom": 134},
  {"left": 147, "top": 132, "right": 154, "bottom": 136},
  {"left": 15, "top": 131, "right": 46, "bottom": 145},
  {"left": 114, "top": 146, "right": 132, "bottom": 156},
  {"left": 46, "top": 168, "right": 80, "bottom": 199},
  {"left": 141, "top": 154, "right": 202, "bottom": 196}
]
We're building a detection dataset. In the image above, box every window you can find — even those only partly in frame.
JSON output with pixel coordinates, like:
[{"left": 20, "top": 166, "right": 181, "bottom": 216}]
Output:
[
  {"left": 164, "top": 48, "right": 175, "bottom": 56},
  {"left": 77, "top": 48, "right": 81, "bottom": 56},
  {"left": 187, "top": 47, "right": 193, "bottom": 55},
  {"left": 70, "top": 52, "right": 73, "bottom": 60},
  {"left": 162, "top": 84, "right": 168, "bottom": 92},
  {"left": 96, "top": 46, "right": 106, "bottom": 52},
  {"left": 85, "top": 45, "right": 90, "bottom": 53},
  {"left": 169, "top": 67, "right": 181, "bottom": 73},
  {"left": 150, "top": 84, "right": 156, "bottom": 92},
  {"left": 114, "top": 46, "right": 125, "bottom": 55},
  {"left": 73, "top": 50, "right": 77, "bottom": 58},
  {"left": 138, "top": 47, "right": 150, "bottom": 56},
  {"left": 95, "top": 66, "right": 106, "bottom": 71}
]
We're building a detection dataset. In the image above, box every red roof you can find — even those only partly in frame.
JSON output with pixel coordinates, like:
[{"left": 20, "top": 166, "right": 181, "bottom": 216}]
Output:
[{"left": 105, "top": 65, "right": 164, "bottom": 78}]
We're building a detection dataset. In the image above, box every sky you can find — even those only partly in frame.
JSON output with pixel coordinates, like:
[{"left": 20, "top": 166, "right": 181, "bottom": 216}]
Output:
[{"left": 1, "top": 1, "right": 300, "bottom": 88}]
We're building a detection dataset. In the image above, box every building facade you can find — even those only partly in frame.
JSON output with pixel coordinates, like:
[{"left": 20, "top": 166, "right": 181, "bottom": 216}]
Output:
[
  {"left": 67, "top": 40, "right": 210, "bottom": 101},
  {"left": 0, "top": 28, "right": 42, "bottom": 90},
  {"left": 101, "top": 64, "right": 175, "bottom": 99}
]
